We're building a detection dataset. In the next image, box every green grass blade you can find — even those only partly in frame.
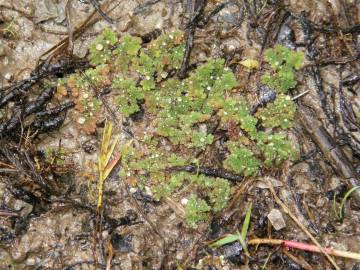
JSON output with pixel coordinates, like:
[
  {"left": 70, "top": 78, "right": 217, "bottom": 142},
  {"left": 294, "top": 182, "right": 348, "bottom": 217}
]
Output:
[
  {"left": 261, "top": 252, "right": 272, "bottom": 270},
  {"left": 241, "top": 203, "right": 252, "bottom": 239},
  {"left": 237, "top": 230, "right": 249, "bottom": 257},
  {"left": 333, "top": 192, "right": 338, "bottom": 219},
  {"left": 338, "top": 186, "right": 360, "bottom": 220},
  {"left": 209, "top": 203, "right": 253, "bottom": 255},
  {"left": 209, "top": 234, "right": 239, "bottom": 248},
  {"left": 238, "top": 203, "right": 252, "bottom": 257},
  {"left": 104, "top": 135, "right": 119, "bottom": 173}
]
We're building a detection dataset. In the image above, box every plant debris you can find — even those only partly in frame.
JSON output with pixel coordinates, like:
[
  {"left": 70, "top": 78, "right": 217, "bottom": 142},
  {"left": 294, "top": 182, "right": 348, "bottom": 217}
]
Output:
[{"left": 1, "top": 0, "right": 360, "bottom": 269}]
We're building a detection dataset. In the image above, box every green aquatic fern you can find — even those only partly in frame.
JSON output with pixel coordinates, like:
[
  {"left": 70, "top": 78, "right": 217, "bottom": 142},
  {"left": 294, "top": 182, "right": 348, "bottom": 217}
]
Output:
[
  {"left": 261, "top": 45, "right": 304, "bottom": 93},
  {"left": 147, "top": 59, "right": 237, "bottom": 148},
  {"left": 112, "top": 31, "right": 186, "bottom": 116},
  {"left": 209, "top": 178, "right": 231, "bottom": 212},
  {"left": 60, "top": 30, "right": 303, "bottom": 228},
  {"left": 218, "top": 99, "right": 249, "bottom": 124},
  {"left": 132, "top": 30, "right": 184, "bottom": 79},
  {"left": 89, "top": 28, "right": 117, "bottom": 65},
  {"left": 264, "top": 45, "right": 303, "bottom": 70},
  {"left": 185, "top": 195, "right": 211, "bottom": 228},
  {"left": 257, "top": 132, "right": 298, "bottom": 167},
  {"left": 113, "top": 35, "right": 142, "bottom": 73},
  {"left": 153, "top": 172, "right": 187, "bottom": 199},
  {"left": 240, "top": 114, "right": 259, "bottom": 139},
  {"left": 190, "top": 131, "right": 214, "bottom": 149},
  {"left": 112, "top": 77, "right": 143, "bottom": 117},
  {"left": 116, "top": 35, "right": 142, "bottom": 56},
  {"left": 224, "top": 143, "right": 261, "bottom": 176},
  {"left": 256, "top": 94, "right": 296, "bottom": 129}
]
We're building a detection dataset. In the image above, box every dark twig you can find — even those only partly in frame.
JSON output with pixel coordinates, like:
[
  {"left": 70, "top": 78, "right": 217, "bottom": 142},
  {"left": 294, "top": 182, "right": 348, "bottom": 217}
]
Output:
[
  {"left": 36, "top": 101, "right": 75, "bottom": 117},
  {"left": 52, "top": 198, "right": 138, "bottom": 230},
  {"left": 341, "top": 74, "right": 360, "bottom": 87},
  {"left": 298, "top": 106, "right": 360, "bottom": 204},
  {"left": 169, "top": 165, "right": 244, "bottom": 183},
  {"left": 178, "top": 26, "right": 195, "bottom": 79},
  {"left": 302, "top": 54, "right": 360, "bottom": 69},
  {"left": 0, "top": 145, "right": 52, "bottom": 196},
  {"left": 23, "top": 87, "right": 55, "bottom": 116},
  {"left": 88, "top": 0, "right": 114, "bottom": 24},
  {"left": 138, "top": 28, "right": 162, "bottom": 44},
  {"left": 339, "top": 81, "right": 359, "bottom": 131},
  {"left": 31, "top": 113, "right": 67, "bottom": 134},
  {"left": 179, "top": 0, "right": 208, "bottom": 79},
  {"left": 0, "top": 59, "right": 88, "bottom": 109},
  {"left": 340, "top": 0, "right": 360, "bottom": 50},
  {"left": 26, "top": 100, "right": 74, "bottom": 136},
  {"left": 197, "top": 2, "right": 229, "bottom": 28},
  {"left": 291, "top": 10, "right": 360, "bottom": 35},
  {"left": 299, "top": 13, "right": 360, "bottom": 158},
  {"left": 259, "top": 10, "right": 284, "bottom": 53},
  {"left": 65, "top": 0, "right": 74, "bottom": 54},
  {"left": 185, "top": 0, "right": 208, "bottom": 29},
  {"left": 0, "top": 87, "right": 55, "bottom": 136},
  {"left": 299, "top": 12, "right": 335, "bottom": 126},
  {"left": 133, "top": 0, "right": 161, "bottom": 15}
]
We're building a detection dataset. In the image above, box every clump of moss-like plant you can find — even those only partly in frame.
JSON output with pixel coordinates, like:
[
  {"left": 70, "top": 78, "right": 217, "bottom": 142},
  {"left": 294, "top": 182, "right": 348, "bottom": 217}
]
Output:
[
  {"left": 58, "top": 29, "right": 303, "bottom": 227},
  {"left": 261, "top": 44, "right": 304, "bottom": 93}
]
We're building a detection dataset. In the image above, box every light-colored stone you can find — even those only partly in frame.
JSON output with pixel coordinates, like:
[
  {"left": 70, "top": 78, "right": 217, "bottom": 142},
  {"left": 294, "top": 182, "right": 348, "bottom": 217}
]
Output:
[
  {"left": 256, "top": 176, "right": 283, "bottom": 189},
  {"left": 180, "top": 198, "right": 188, "bottom": 205},
  {"left": 267, "top": 209, "right": 286, "bottom": 231}
]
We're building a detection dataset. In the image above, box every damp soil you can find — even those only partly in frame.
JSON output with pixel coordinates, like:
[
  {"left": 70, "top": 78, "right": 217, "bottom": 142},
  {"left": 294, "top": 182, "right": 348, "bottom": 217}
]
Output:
[{"left": 0, "top": 0, "right": 360, "bottom": 269}]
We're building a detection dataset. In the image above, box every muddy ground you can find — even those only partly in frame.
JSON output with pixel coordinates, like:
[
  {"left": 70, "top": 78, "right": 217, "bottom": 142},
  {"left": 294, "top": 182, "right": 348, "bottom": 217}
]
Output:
[{"left": 0, "top": 0, "right": 360, "bottom": 269}]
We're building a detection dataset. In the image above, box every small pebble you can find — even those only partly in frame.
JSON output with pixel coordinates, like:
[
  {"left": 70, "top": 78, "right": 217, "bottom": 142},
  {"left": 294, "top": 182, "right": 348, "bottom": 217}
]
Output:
[
  {"left": 4, "top": 72, "right": 12, "bottom": 80},
  {"left": 267, "top": 209, "right": 286, "bottom": 231},
  {"left": 77, "top": 117, "right": 86, "bottom": 124},
  {"left": 96, "top": 44, "right": 104, "bottom": 51},
  {"left": 180, "top": 198, "right": 188, "bottom": 205},
  {"left": 129, "top": 187, "right": 137, "bottom": 194},
  {"left": 145, "top": 186, "right": 153, "bottom": 196}
]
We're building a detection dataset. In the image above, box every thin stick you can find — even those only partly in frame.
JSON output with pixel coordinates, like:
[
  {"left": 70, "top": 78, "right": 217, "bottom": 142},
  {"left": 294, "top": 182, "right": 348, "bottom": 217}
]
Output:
[
  {"left": 65, "top": 0, "right": 74, "bottom": 54},
  {"left": 282, "top": 248, "right": 314, "bottom": 270},
  {"left": 0, "top": 210, "right": 19, "bottom": 217},
  {"left": 88, "top": 0, "right": 114, "bottom": 24},
  {"left": 39, "top": 0, "right": 116, "bottom": 60},
  {"left": 0, "top": 160, "right": 15, "bottom": 168},
  {"left": 248, "top": 238, "right": 360, "bottom": 261},
  {"left": 266, "top": 179, "right": 340, "bottom": 269},
  {"left": 292, "top": 90, "right": 309, "bottom": 101}
]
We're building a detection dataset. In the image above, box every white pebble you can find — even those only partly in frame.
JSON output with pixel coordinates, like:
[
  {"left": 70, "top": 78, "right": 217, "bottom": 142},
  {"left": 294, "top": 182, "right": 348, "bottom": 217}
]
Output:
[
  {"left": 180, "top": 198, "right": 188, "bottom": 205},
  {"left": 267, "top": 209, "right": 286, "bottom": 231},
  {"left": 129, "top": 187, "right": 137, "bottom": 194},
  {"left": 96, "top": 44, "right": 104, "bottom": 51},
  {"left": 77, "top": 117, "right": 86, "bottom": 124}
]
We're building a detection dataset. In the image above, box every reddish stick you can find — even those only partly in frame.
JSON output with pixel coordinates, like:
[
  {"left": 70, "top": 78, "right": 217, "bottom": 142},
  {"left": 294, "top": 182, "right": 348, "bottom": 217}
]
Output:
[{"left": 248, "top": 238, "right": 360, "bottom": 261}]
